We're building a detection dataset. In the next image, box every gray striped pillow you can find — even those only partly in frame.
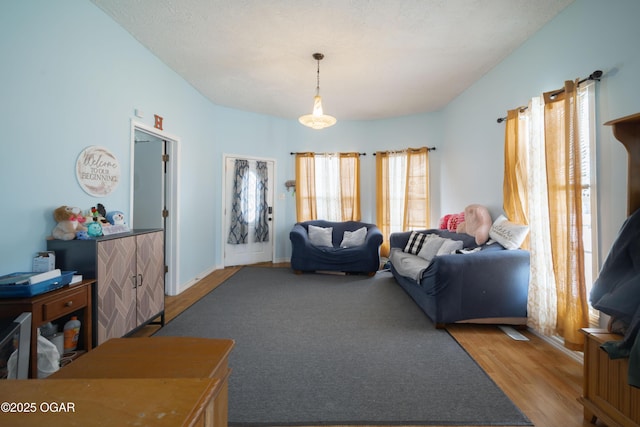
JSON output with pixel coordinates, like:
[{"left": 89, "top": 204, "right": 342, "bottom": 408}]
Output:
[{"left": 404, "top": 231, "right": 428, "bottom": 254}]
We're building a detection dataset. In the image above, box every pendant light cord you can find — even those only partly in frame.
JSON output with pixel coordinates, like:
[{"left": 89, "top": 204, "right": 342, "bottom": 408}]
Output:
[{"left": 316, "top": 59, "right": 320, "bottom": 96}]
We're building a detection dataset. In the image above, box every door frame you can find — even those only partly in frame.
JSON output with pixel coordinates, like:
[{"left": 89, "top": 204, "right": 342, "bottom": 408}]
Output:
[
  {"left": 221, "top": 153, "right": 276, "bottom": 267},
  {"left": 130, "top": 120, "right": 181, "bottom": 296}
]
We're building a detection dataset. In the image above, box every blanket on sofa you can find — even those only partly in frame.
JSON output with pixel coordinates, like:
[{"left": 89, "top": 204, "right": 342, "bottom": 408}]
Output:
[
  {"left": 389, "top": 248, "right": 430, "bottom": 281},
  {"left": 389, "top": 232, "right": 466, "bottom": 281}
]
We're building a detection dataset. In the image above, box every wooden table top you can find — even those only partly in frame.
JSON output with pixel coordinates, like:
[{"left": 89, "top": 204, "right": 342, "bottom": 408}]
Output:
[
  {"left": 0, "top": 377, "right": 219, "bottom": 426},
  {"left": 51, "top": 336, "right": 235, "bottom": 379},
  {"left": 581, "top": 328, "right": 623, "bottom": 344}
]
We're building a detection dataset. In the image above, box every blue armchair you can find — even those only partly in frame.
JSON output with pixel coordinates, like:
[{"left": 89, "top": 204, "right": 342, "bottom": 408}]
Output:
[{"left": 290, "top": 220, "right": 383, "bottom": 275}]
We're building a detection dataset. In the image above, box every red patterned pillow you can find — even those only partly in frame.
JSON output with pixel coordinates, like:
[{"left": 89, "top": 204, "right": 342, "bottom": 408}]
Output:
[
  {"left": 439, "top": 214, "right": 452, "bottom": 229},
  {"left": 447, "top": 212, "right": 465, "bottom": 232}
]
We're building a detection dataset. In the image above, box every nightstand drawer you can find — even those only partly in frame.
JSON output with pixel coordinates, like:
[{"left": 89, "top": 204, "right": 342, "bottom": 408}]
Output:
[{"left": 42, "top": 287, "right": 88, "bottom": 322}]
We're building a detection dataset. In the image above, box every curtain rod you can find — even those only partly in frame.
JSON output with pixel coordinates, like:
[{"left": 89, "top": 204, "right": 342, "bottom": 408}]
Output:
[
  {"left": 373, "top": 147, "right": 436, "bottom": 155},
  {"left": 290, "top": 147, "right": 436, "bottom": 156},
  {"left": 496, "top": 69, "right": 603, "bottom": 123},
  {"left": 290, "top": 152, "right": 366, "bottom": 156}
]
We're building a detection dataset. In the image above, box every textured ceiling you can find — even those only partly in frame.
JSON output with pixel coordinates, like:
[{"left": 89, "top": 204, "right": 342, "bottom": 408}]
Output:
[{"left": 91, "top": 0, "right": 574, "bottom": 121}]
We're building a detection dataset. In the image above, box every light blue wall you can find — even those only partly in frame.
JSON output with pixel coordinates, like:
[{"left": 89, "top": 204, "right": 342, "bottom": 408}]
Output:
[
  {"left": 0, "top": 0, "right": 292, "bottom": 284},
  {"left": 0, "top": 0, "right": 440, "bottom": 287},
  {"left": 440, "top": 0, "right": 640, "bottom": 263},
  {"left": 1, "top": 0, "right": 638, "bottom": 290},
  {"left": 284, "top": 113, "right": 444, "bottom": 227}
]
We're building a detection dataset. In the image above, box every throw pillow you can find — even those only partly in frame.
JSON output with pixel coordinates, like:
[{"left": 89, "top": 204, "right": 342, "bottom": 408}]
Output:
[
  {"left": 447, "top": 212, "right": 465, "bottom": 232},
  {"left": 404, "top": 231, "right": 428, "bottom": 255},
  {"left": 436, "top": 238, "right": 464, "bottom": 256},
  {"left": 308, "top": 225, "right": 333, "bottom": 247},
  {"left": 340, "top": 226, "right": 367, "bottom": 248},
  {"left": 417, "top": 234, "right": 446, "bottom": 262},
  {"left": 438, "top": 214, "right": 452, "bottom": 230},
  {"left": 489, "top": 215, "right": 529, "bottom": 250}
]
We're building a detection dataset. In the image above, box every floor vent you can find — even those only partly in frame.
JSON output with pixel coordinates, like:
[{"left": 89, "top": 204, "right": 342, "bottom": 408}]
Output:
[{"left": 498, "top": 325, "right": 530, "bottom": 341}]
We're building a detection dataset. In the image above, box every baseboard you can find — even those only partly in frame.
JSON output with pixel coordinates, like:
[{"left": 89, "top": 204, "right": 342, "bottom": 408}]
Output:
[
  {"left": 528, "top": 328, "right": 584, "bottom": 364},
  {"left": 177, "top": 265, "right": 220, "bottom": 294}
]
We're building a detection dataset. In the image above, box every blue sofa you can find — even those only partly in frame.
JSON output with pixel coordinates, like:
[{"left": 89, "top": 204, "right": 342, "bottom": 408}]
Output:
[
  {"left": 290, "top": 220, "right": 383, "bottom": 275},
  {"left": 389, "top": 229, "right": 530, "bottom": 328}
]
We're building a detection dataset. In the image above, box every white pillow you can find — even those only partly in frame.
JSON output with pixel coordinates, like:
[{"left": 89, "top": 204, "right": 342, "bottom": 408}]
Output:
[
  {"left": 489, "top": 215, "right": 529, "bottom": 250},
  {"left": 417, "top": 234, "right": 446, "bottom": 262},
  {"left": 404, "top": 231, "right": 428, "bottom": 254},
  {"left": 308, "top": 225, "right": 333, "bottom": 247},
  {"left": 340, "top": 226, "right": 367, "bottom": 248},
  {"left": 436, "top": 238, "right": 464, "bottom": 256}
]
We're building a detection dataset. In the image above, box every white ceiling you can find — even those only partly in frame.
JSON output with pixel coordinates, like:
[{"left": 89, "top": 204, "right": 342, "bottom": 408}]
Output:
[{"left": 91, "top": 0, "right": 574, "bottom": 121}]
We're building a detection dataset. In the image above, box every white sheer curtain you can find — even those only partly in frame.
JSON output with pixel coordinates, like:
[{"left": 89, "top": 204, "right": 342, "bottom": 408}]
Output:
[
  {"left": 314, "top": 154, "right": 342, "bottom": 221},
  {"left": 523, "top": 97, "right": 558, "bottom": 335},
  {"left": 511, "top": 82, "right": 596, "bottom": 338},
  {"left": 388, "top": 153, "right": 407, "bottom": 234}
]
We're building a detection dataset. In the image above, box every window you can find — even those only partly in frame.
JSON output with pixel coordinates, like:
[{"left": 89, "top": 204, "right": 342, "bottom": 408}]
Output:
[
  {"left": 504, "top": 80, "right": 598, "bottom": 346},
  {"left": 294, "top": 153, "right": 361, "bottom": 222},
  {"left": 387, "top": 154, "right": 407, "bottom": 234},
  {"left": 314, "top": 155, "right": 343, "bottom": 221},
  {"left": 577, "top": 82, "right": 599, "bottom": 326},
  {"left": 376, "top": 147, "right": 430, "bottom": 257}
]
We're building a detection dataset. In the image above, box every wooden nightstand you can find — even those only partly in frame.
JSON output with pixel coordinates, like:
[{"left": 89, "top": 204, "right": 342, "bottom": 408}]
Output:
[{"left": 0, "top": 280, "right": 94, "bottom": 378}]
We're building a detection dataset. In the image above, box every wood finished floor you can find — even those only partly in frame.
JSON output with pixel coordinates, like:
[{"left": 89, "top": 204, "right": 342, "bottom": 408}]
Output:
[{"left": 134, "top": 263, "right": 606, "bottom": 427}]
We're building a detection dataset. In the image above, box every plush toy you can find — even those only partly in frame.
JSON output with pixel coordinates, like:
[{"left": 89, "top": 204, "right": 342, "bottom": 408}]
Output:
[
  {"left": 106, "top": 211, "right": 126, "bottom": 226},
  {"left": 456, "top": 204, "right": 492, "bottom": 245},
  {"left": 89, "top": 206, "right": 110, "bottom": 227},
  {"left": 76, "top": 230, "right": 91, "bottom": 240},
  {"left": 96, "top": 203, "right": 107, "bottom": 219},
  {"left": 51, "top": 206, "right": 87, "bottom": 240},
  {"left": 86, "top": 220, "right": 103, "bottom": 237}
]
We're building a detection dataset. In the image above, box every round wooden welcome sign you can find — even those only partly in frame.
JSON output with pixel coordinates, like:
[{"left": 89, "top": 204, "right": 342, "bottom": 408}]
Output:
[{"left": 76, "top": 146, "right": 120, "bottom": 197}]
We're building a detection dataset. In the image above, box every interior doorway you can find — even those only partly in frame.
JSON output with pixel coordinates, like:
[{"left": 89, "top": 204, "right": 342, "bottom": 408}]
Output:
[
  {"left": 130, "top": 121, "right": 180, "bottom": 296},
  {"left": 223, "top": 155, "right": 275, "bottom": 266},
  {"left": 133, "top": 130, "right": 165, "bottom": 229}
]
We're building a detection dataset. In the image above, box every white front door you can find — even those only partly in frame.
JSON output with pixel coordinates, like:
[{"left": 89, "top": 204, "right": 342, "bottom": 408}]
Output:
[{"left": 223, "top": 156, "right": 275, "bottom": 266}]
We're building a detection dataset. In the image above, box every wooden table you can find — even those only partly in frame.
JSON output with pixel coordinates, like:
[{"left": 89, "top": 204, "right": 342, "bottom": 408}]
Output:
[
  {"left": 51, "top": 336, "right": 234, "bottom": 427},
  {"left": 0, "top": 280, "right": 94, "bottom": 378},
  {"left": 0, "top": 377, "right": 219, "bottom": 426}
]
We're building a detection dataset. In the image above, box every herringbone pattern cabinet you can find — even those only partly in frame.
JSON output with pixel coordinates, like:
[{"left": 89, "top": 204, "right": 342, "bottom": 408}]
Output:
[{"left": 48, "top": 230, "right": 165, "bottom": 346}]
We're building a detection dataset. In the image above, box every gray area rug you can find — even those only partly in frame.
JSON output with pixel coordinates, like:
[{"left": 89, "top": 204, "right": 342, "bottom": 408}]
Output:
[{"left": 155, "top": 267, "right": 532, "bottom": 426}]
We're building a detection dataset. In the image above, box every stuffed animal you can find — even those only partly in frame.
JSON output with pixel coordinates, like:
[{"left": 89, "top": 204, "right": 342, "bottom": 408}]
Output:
[
  {"left": 89, "top": 206, "right": 110, "bottom": 227},
  {"left": 76, "top": 230, "right": 91, "bottom": 240},
  {"left": 456, "top": 204, "right": 492, "bottom": 245},
  {"left": 106, "top": 211, "right": 126, "bottom": 226},
  {"left": 96, "top": 203, "right": 107, "bottom": 219},
  {"left": 86, "top": 219, "right": 103, "bottom": 237},
  {"left": 51, "top": 206, "right": 87, "bottom": 240}
]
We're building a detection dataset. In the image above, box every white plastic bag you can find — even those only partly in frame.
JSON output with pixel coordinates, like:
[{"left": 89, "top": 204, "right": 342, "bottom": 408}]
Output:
[
  {"left": 7, "top": 350, "right": 18, "bottom": 379},
  {"left": 37, "top": 329, "right": 60, "bottom": 378}
]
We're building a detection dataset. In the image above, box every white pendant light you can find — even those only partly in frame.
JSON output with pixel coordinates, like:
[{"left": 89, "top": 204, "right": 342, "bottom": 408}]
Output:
[{"left": 298, "top": 53, "right": 336, "bottom": 130}]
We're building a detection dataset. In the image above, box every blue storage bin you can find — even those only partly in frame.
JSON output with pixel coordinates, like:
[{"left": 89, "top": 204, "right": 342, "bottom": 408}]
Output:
[{"left": 0, "top": 271, "right": 76, "bottom": 298}]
